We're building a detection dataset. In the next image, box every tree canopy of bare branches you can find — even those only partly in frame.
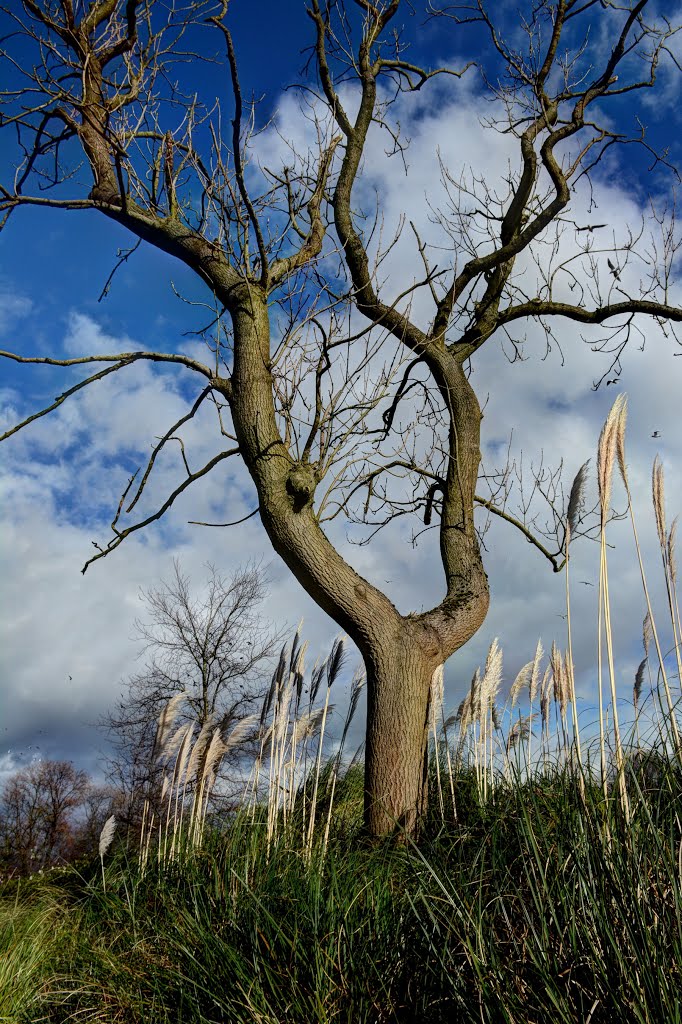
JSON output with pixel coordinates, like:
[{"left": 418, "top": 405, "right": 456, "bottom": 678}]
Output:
[{"left": 101, "top": 560, "right": 285, "bottom": 828}]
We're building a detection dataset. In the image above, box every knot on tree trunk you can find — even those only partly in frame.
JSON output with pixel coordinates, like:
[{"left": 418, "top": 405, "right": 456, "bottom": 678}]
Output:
[
  {"left": 286, "top": 464, "right": 316, "bottom": 512},
  {"left": 89, "top": 183, "right": 123, "bottom": 207}
]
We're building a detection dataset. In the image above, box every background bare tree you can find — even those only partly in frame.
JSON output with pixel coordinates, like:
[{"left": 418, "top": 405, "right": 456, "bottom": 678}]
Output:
[
  {"left": 1, "top": 0, "right": 681, "bottom": 835},
  {"left": 0, "top": 760, "right": 90, "bottom": 876},
  {"left": 101, "top": 560, "right": 284, "bottom": 832}
]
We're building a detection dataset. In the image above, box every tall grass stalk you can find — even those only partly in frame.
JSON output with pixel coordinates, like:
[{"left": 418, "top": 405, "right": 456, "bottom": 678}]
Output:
[
  {"left": 564, "top": 458, "right": 589, "bottom": 792},
  {"left": 617, "top": 430, "right": 681, "bottom": 756},
  {"left": 596, "top": 394, "right": 630, "bottom": 820}
]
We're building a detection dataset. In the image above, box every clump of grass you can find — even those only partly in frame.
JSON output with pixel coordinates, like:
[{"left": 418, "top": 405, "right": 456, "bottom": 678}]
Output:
[{"left": 0, "top": 880, "right": 75, "bottom": 1023}]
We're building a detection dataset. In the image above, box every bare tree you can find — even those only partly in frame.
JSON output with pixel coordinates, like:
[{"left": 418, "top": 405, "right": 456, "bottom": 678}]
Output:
[
  {"left": 0, "top": 760, "right": 90, "bottom": 875},
  {"left": 101, "top": 560, "right": 284, "bottom": 827},
  {"left": 1, "top": 1, "right": 681, "bottom": 836}
]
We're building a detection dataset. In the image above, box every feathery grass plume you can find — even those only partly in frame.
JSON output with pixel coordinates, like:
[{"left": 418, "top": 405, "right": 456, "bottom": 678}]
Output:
[
  {"left": 652, "top": 455, "right": 667, "bottom": 553},
  {"left": 184, "top": 717, "right": 216, "bottom": 788},
  {"left": 614, "top": 394, "right": 628, "bottom": 486},
  {"left": 160, "top": 721, "right": 193, "bottom": 765},
  {"left": 153, "top": 691, "right": 189, "bottom": 760},
  {"left": 223, "top": 712, "right": 260, "bottom": 756},
  {"left": 260, "top": 643, "right": 286, "bottom": 729},
  {"left": 481, "top": 638, "right": 503, "bottom": 705},
  {"left": 174, "top": 718, "right": 215, "bottom": 853},
  {"left": 279, "top": 639, "right": 309, "bottom": 768},
  {"left": 551, "top": 644, "right": 571, "bottom": 756},
  {"left": 668, "top": 517, "right": 679, "bottom": 586},
  {"left": 274, "top": 658, "right": 296, "bottom": 747},
  {"left": 99, "top": 814, "right": 117, "bottom": 892},
  {"left": 643, "top": 611, "right": 653, "bottom": 657},
  {"left": 510, "top": 660, "right": 533, "bottom": 708},
  {"left": 469, "top": 667, "right": 482, "bottom": 722},
  {"left": 99, "top": 814, "right": 117, "bottom": 859},
  {"left": 289, "top": 619, "right": 304, "bottom": 676},
  {"left": 293, "top": 649, "right": 307, "bottom": 714},
  {"left": 667, "top": 518, "right": 682, "bottom": 678},
  {"left": 529, "top": 639, "right": 544, "bottom": 703},
  {"left": 164, "top": 721, "right": 194, "bottom": 862},
  {"left": 296, "top": 705, "right": 327, "bottom": 741},
  {"left": 326, "top": 636, "right": 347, "bottom": 687},
  {"left": 250, "top": 644, "right": 288, "bottom": 812},
  {"left": 139, "top": 690, "right": 189, "bottom": 865},
  {"left": 597, "top": 393, "right": 627, "bottom": 523},
  {"left": 168, "top": 722, "right": 195, "bottom": 783},
  {"left": 564, "top": 461, "right": 585, "bottom": 783},
  {"left": 506, "top": 714, "right": 534, "bottom": 751},
  {"left": 525, "top": 639, "right": 544, "bottom": 771},
  {"left": 191, "top": 727, "right": 226, "bottom": 846},
  {"left": 339, "top": 668, "right": 365, "bottom": 751},
  {"left": 540, "top": 666, "right": 552, "bottom": 744},
  {"left": 633, "top": 655, "right": 647, "bottom": 750},
  {"left": 566, "top": 459, "right": 591, "bottom": 542},
  {"left": 201, "top": 729, "right": 226, "bottom": 787},
  {"left": 633, "top": 657, "right": 647, "bottom": 712},
  {"left": 479, "top": 639, "right": 502, "bottom": 798},
  {"left": 596, "top": 395, "right": 630, "bottom": 819},
  {"left": 550, "top": 642, "right": 562, "bottom": 703},
  {"left": 290, "top": 637, "right": 310, "bottom": 760},
  {"left": 309, "top": 659, "right": 327, "bottom": 707},
  {"left": 456, "top": 690, "right": 472, "bottom": 732},
  {"left": 306, "top": 638, "right": 344, "bottom": 855}
]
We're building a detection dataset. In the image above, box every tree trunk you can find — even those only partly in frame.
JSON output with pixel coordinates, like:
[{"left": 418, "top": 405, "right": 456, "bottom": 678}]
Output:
[{"left": 363, "top": 631, "right": 437, "bottom": 837}]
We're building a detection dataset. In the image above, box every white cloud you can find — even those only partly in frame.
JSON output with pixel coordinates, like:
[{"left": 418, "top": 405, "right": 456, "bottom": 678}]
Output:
[{"left": 0, "top": 286, "right": 32, "bottom": 337}]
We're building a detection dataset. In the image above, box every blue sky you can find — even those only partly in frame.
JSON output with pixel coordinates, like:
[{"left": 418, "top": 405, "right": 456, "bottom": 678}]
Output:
[{"left": 1, "top": 1, "right": 682, "bottom": 784}]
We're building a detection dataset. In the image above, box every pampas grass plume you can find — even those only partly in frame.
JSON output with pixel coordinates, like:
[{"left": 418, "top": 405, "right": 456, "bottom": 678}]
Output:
[
  {"left": 597, "top": 393, "right": 627, "bottom": 521},
  {"left": 633, "top": 657, "right": 647, "bottom": 711},
  {"left": 99, "top": 815, "right": 117, "bottom": 859},
  {"left": 567, "top": 459, "right": 590, "bottom": 540},
  {"left": 529, "top": 638, "right": 544, "bottom": 702},
  {"left": 653, "top": 455, "right": 666, "bottom": 552},
  {"left": 643, "top": 610, "right": 652, "bottom": 657},
  {"left": 99, "top": 814, "right": 116, "bottom": 892}
]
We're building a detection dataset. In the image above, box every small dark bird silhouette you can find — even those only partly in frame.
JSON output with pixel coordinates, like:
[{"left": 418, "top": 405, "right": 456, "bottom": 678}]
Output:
[
  {"left": 652, "top": 430, "right": 661, "bottom": 438},
  {"left": 607, "top": 258, "right": 621, "bottom": 281},
  {"left": 580, "top": 581, "right": 594, "bottom": 586},
  {"left": 606, "top": 378, "right": 619, "bottom": 385},
  {"left": 576, "top": 224, "right": 607, "bottom": 232}
]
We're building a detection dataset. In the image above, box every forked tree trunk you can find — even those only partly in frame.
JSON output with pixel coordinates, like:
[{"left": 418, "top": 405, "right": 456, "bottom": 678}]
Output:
[{"left": 222, "top": 289, "right": 489, "bottom": 839}]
